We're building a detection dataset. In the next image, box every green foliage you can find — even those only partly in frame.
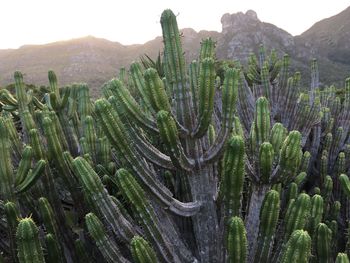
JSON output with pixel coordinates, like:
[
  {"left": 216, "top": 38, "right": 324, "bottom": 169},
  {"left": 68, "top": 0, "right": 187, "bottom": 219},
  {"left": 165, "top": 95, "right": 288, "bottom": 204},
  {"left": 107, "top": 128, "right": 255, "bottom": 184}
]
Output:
[{"left": 0, "top": 7, "right": 349, "bottom": 263}]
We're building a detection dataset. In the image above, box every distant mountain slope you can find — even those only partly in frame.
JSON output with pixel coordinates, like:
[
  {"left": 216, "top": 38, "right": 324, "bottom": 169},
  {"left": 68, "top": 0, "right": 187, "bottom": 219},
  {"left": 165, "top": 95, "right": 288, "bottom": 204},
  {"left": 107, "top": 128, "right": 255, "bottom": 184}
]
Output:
[
  {"left": 0, "top": 7, "right": 349, "bottom": 96},
  {"left": 296, "top": 6, "right": 350, "bottom": 65},
  {"left": 0, "top": 30, "right": 218, "bottom": 96}
]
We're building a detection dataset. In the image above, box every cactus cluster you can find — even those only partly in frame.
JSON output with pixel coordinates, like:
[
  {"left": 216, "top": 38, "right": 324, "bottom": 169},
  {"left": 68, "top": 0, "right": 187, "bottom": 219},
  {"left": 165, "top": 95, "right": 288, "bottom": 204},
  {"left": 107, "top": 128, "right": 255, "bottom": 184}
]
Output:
[{"left": 0, "top": 8, "right": 349, "bottom": 263}]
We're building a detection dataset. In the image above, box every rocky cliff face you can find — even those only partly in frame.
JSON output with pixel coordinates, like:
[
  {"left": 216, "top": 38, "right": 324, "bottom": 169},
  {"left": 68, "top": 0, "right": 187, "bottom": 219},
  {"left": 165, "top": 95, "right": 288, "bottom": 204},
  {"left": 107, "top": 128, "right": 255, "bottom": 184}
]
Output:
[
  {"left": 216, "top": 8, "right": 349, "bottom": 87},
  {"left": 217, "top": 10, "right": 295, "bottom": 61}
]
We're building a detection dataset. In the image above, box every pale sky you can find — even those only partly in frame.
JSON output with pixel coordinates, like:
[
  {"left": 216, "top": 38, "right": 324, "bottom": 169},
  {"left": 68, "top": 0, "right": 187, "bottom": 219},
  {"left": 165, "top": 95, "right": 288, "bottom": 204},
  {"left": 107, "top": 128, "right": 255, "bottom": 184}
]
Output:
[{"left": 1, "top": 0, "right": 349, "bottom": 49}]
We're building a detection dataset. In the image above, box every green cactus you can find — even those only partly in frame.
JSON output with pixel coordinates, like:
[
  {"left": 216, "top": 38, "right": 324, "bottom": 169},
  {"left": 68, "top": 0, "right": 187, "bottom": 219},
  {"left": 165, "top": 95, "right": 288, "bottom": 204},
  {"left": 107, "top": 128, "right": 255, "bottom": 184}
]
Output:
[
  {"left": 221, "top": 135, "right": 245, "bottom": 218},
  {"left": 284, "top": 193, "right": 311, "bottom": 239},
  {"left": 315, "top": 223, "right": 332, "bottom": 263},
  {"left": 44, "top": 234, "right": 63, "bottom": 263},
  {"left": 0, "top": 8, "right": 350, "bottom": 263},
  {"left": 254, "top": 97, "right": 270, "bottom": 145},
  {"left": 336, "top": 253, "right": 350, "bottom": 263},
  {"left": 131, "top": 235, "right": 158, "bottom": 263},
  {"left": 227, "top": 216, "right": 247, "bottom": 263},
  {"left": 308, "top": 194, "right": 324, "bottom": 236},
  {"left": 72, "top": 157, "right": 135, "bottom": 242},
  {"left": 254, "top": 190, "right": 280, "bottom": 263},
  {"left": 280, "top": 230, "right": 311, "bottom": 263},
  {"left": 16, "top": 218, "right": 45, "bottom": 263},
  {"left": 85, "top": 213, "right": 129, "bottom": 263}
]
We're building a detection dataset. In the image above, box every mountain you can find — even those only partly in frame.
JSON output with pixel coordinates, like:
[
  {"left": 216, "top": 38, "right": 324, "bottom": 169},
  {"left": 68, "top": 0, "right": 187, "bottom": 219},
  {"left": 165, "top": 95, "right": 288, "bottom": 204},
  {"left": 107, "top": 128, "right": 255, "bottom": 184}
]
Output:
[
  {"left": 0, "top": 7, "right": 349, "bottom": 96},
  {"left": 216, "top": 9, "right": 350, "bottom": 87}
]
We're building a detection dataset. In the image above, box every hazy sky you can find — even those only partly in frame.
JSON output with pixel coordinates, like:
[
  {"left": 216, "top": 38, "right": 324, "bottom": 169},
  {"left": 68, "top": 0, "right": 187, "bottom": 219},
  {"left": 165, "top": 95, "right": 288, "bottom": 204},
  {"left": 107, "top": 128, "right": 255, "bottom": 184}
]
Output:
[{"left": 1, "top": 0, "right": 349, "bottom": 49}]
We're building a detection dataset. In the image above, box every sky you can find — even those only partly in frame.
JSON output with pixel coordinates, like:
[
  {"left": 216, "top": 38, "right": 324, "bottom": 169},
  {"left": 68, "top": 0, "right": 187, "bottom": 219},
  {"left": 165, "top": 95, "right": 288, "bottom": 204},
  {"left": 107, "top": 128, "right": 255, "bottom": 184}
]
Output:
[{"left": 1, "top": 0, "right": 349, "bottom": 49}]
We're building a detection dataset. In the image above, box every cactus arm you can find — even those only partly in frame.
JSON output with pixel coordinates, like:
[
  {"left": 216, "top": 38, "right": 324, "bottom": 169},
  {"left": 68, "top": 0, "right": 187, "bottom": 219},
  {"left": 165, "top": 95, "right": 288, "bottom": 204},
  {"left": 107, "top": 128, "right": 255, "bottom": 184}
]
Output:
[
  {"left": 14, "top": 71, "right": 29, "bottom": 112},
  {"left": 200, "top": 69, "right": 238, "bottom": 164},
  {"left": 129, "top": 62, "right": 154, "bottom": 113},
  {"left": 192, "top": 57, "right": 216, "bottom": 138},
  {"left": 270, "top": 123, "right": 287, "bottom": 157},
  {"left": 127, "top": 126, "right": 175, "bottom": 170},
  {"left": 315, "top": 223, "right": 331, "bottom": 263},
  {"left": 95, "top": 99, "right": 200, "bottom": 216},
  {"left": 48, "top": 70, "right": 61, "bottom": 106},
  {"left": 245, "top": 185, "right": 270, "bottom": 262},
  {"left": 284, "top": 193, "right": 311, "bottom": 239},
  {"left": 189, "top": 61, "right": 199, "bottom": 115},
  {"left": 42, "top": 117, "right": 80, "bottom": 197},
  {"left": 144, "top": 68, "right": 171, "bottom": 113},
  {"left": 272, "top": 130, "right": 302, "bottom": 183},
  {"left": 261, "top": 63, "right": 271, "bottom": 99},
  {"left": 200, "top": 127, "right": 231, "bottom": 164},
  {"left": 221, "top": 68, "right": 239, "bottom": 130},
  {"left": 259, "top": 142, "right": 274, "bottom": 183},
  {"left": 16, "top": 218, "right": 45, "bottom": 263},
  {"left": 254, "top": 97, "right": 270, "bottom": 145},
  {"left": 339, "top": 174, "right": 350, "bottom": 197},
  {"left": 161, "top": 9, "right": 194, "bottom": 129},
  {"left": 4, "top": 202, "right": 20, "bottom": 263},
  {"left": 308, "top": 194, "right": 324, "bottom": 236},
  {"left": 280, "top": 230, "right": 311, "bottom": 263},
  {"left": 336, "top": 253, "right": 350, "bottom": 263},
  {"left": 15, "top": 160, "right": 46, "bottom": 194},
  {"left": 253, "top": 190, "right": 280, "bottom": 263},
  {"left": 38, "top": 197, "right": 59, "bottom": 237},
  {"left": 15, "top": 146, "right": 33, "bottom": 186},
  {"left": 116, "top": 168, "right": 176, "bottom": 262},
  {"left": 227, "top": 217, "right": 247, "bottom": 263},
  {"left": 221, "top": 135, "right": 245, "bottom": 218},
  {"left": 131, "top": 235, "right": 159, "bottom": 263},
  {"left": 85, "top": 213, "right": 130, "bottom": 263},
  {"left": 0, "top": 118, "right": 14, "bottom": 201},
  {"left": 72, "top": 157, "right": 136, "bottom": 242},
  {"left": 208, "top": 124, "right": 216, "bottom": 145},
  {"left": 157, "top": 110, "right": 195, "bottom": 171},
  {"left": 44, "top": 234, "right": 63, "bottom": 263},
  {"left": 0, "top": 89, "right": 18, "bottom": 106},
  {"left": 106, "top": 79, "right": 159, "bottom": 133},
  {"left": 2, "top": 115, "right": 22, "bottom": 159}
]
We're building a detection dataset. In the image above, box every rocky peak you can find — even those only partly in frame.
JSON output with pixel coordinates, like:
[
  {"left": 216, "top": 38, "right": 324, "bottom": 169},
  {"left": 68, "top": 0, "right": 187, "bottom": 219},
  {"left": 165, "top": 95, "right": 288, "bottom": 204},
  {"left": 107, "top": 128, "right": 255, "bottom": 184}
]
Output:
[
  {"left": 217, "top": 9, "right": 295, "bottom": 62},
  {"left": 221, "top": 10, "right": 260, "bottom": 34}
]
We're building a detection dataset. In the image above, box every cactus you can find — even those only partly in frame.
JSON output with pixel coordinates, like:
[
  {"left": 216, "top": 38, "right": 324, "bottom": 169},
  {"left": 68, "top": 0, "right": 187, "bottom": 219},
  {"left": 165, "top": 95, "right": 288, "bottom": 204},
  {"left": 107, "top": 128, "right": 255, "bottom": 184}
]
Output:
[
  {"left": 280, "top": 230, "right": 311, "bottom": 263},
  {"left": 0, "top": 7, "right": 349, "bottom": 263},
  {"left": 254, "top": 190, "right": 280, "bottom": 263},
  {"left": 130, "top": 236, "right": 158, "bottom": 263},
  {"left": 315, "top": 223, "right": 332, "bottom": 263},
  {"left": 16, "top": 218, "right": 45, "bottom": 263},
  {"left": 336, "top": 253, "right": 350, "bottom": 263},
  {"left": 227, "top": 216, "right": 247, "bottom": 263},
  {"left": 221, "top": 135, "right": 245, "bottom": 218},
  {"left": 85, "top": 212, "right": 129, "bottom": 263}
]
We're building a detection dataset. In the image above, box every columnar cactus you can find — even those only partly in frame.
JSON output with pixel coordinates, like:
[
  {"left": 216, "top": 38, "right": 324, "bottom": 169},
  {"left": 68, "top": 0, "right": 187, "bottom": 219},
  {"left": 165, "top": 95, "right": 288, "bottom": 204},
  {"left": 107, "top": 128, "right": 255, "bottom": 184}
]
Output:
[
  {"left": 95, "top": 10, "right": 239, "bottom": 262},
  {"left": 16, "top": 218, "right": 45, "bottom": 263},
  {"left": 85, "top": 212, "right": 129, "bottom": 263},
  {"left": 280, "top": 230, "right": 311, "bottom": 263},
  {"left": 0, "top": 7, "right": 349, "bottom": 263},
  {"left": 227, "top": 216, "right": 247, "bottom": 263},
  {"left": 130, "top": 236, "right": 159, "bottom": 263}
]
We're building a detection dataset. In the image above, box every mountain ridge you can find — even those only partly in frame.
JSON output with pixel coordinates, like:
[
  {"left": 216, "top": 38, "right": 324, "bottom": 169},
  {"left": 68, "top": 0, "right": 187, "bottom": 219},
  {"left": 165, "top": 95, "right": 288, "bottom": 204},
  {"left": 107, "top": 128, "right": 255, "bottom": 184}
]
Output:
[{"left": 0, "top": 7, "right": 349, "bottom": 96}]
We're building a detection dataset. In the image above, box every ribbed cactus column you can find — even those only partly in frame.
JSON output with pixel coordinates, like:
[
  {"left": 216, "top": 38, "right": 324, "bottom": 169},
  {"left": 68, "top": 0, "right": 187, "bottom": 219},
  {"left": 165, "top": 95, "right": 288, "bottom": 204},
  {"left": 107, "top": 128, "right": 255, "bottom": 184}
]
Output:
[
  {"left": 97, "top": 10, "right": 239, "bottom": 262},
  {"left": 16, "top": 218, "right": 45, "bottom": 263},
  {"left": 131, "top": 236, "right": 159, "bottom": 263},
  {"left": 280, "top": 230, "right": 311, "bottom": 263},
  {"left": 85, "top": 213, "right": 130, "bottom": 263},
  {"left": 227, "top": 217, "right": 247, "bottom": 263}
]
